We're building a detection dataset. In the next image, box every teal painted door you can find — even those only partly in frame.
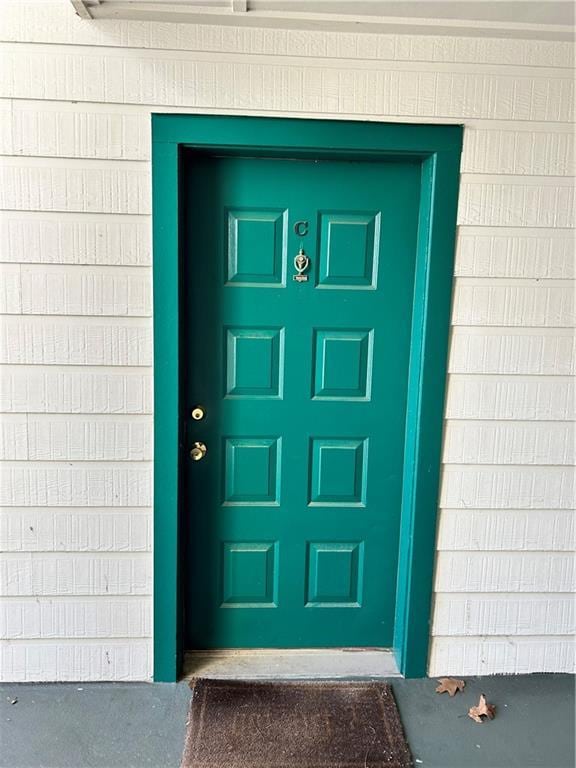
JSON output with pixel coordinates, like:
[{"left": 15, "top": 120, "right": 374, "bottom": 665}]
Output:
[{"left": 182, "top": 154, "right": 420, "bottom": 648}]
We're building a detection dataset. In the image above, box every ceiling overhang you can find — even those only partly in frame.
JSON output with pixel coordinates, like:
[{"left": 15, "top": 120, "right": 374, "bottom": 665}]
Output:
[{"left": 69, "top": 1, "right": 575, "bottom": 41}]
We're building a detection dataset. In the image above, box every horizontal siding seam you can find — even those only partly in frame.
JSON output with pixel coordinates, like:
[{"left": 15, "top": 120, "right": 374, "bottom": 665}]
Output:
[
  {"left": 0, "top": 35, "right": 571, "bottom": 71},
  {"left": 2, "top": 103, "right": 574, "bottom": 129},
  {"left": 0, "top": 209, "right": 151, "bottom": 217},
  {"left": 430, "top": 633, "right": 575, "bottom": 640},
  {"left": 2, "top": 637, "right": 149, "bottom": 647},
  {"left": 433, "top": 591, "right": 576, "bottom": 596},
  {"left": 440, "top": 462, "right": 576, "bottom": 468},
  {"left": 1, "top": 594, "right": 152, "bottom": 601},
  {"left": 444, "top": 418, "right": 576, "bottom": 424},
  {"left": 435, "top": 548, "right": 576, "bottom": 554},
  {"left": 2, "top": 100, "right": 574, "bottom": 129},
  {"left": 1, "top": 40, "right": 574, "bottom": 77}
]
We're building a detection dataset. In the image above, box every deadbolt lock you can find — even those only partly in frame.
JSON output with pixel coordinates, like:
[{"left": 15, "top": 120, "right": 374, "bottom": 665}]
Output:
[
  {"left": 191, "top": 406, "right": 205, "bottom": 421},
  {"left": 190, "top": 441, "right": 207, "bottom": 461}
]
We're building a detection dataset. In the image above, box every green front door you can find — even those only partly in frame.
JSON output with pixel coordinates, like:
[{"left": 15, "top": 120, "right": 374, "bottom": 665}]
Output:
[{"left": 182, "top": 153, "right": 420, "bottom": 649}]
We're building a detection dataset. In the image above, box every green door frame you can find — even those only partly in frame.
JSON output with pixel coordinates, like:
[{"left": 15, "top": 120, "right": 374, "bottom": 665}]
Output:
[{"left": 152, "top": 114, "right": 463, "bottom": 681}]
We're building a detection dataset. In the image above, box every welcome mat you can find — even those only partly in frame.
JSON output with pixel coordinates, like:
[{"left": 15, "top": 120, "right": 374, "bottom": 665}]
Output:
[{"left": 181, "top": 679, "right": 412, "bottom": 768}]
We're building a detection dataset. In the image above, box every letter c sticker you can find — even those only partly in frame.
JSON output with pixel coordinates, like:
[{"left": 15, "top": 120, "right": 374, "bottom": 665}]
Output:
[{"left": 293, "top": 220, "right": 309, "bottom": 237}]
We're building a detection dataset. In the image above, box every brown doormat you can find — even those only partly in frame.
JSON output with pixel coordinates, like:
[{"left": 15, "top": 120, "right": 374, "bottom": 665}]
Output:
[{"left": 181, "top": 679, "right": 412, "bottom": 768}]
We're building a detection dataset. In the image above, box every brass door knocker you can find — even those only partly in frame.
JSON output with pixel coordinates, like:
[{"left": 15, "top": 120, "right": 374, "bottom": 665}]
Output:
[{"left": 293, "top": 248, "right": 310, "bottom": 282}]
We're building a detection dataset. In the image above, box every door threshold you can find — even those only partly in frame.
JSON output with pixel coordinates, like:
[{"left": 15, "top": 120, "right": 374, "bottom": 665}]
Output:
[{"left": 183, "top": 648, "right": 400, "bottom": 681}]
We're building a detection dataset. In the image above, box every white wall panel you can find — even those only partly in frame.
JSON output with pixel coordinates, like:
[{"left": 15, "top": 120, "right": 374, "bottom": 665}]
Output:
[
  {"left": 432, "top": 593, "right": 575, "bottom": 636},
  {"left": 0, "top": 414, "right": 27, "bottom": 460},
  {"left": 445, "top": 375, "right": 575, "bottom": 421},
  {"left": 1, "top": 553, "right": 152, "bottom": 596},
  {"left": 17, "top": 265, "right": 152, "bottom": 317},
  {"left": 0, "top": 99, "right": 11, "bottom": 153},
  {"left": 436, "top": 509, "right": 576, "bottom": 552},
  {"left": 442, "top": 420, "right": 575, "bottom": 465},
  {"left": 1, "top": 47, "right": 573, "bottom": 122},
  {"left": 1, "top": 101, "right": 151, "bottom": 160},
  {"left": 455, "top": 229, "right": 575, "bottom": 279},
  {"left": 0, "top": 507, "right": 151, "bottom": 552},
  {"left": 451, "top": 279, "right": 575, "bottom": 328},
  {"left": 25, "top": 415, "right": 153, "bottom": 461},
  {"left": 440, "top": 465, "right": 575, "bottom": 509},
  {"left": 429, "top": 636, "right": 576, "bottom": 676},
  {"left": 0, "top": 317, "right": 152, "bottom": 366},
  {"left": 0, "top": 639, "right": 152, "bottom": 682},
  {"left": 1, "top": 596, "right": 151, "bottom": 639},
  {"left": 0, "top": 463, "right": 152, "bottom": 507},
  {"left": 0, "top": 212, "right": 151, "bottom": 266},
  {"left": 0, "top": 160, "right": 150, "bottom": 214},
  {"left": 462, "top": 128, "right": 575, "bottom": 176},
  {"left": 0, "top": 264, "right": 21, "bottom": 313},
  {"left": 434, "top": 552, "right": 575, "bottom": 593},
  {"left": 0, "top": 366, "right": 153, "bottom": 414},
  {"left": 448, "top": 328, "right": 575, "bottom": 375},
  {"left": 457, "top": 175, "right": 574, "bottom": 228},
  {"left": 0, "top": 2, "right": 573, "bottom": 680}
]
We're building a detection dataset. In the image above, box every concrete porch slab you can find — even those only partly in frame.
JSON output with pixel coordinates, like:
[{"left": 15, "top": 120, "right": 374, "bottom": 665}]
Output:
[{"left": 1, "top": 674, "right": 574, "bottom": 768}]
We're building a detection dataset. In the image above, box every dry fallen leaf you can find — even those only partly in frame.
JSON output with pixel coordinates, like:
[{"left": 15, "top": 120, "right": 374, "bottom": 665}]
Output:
[
  {"left": 468, "top": 694, "right": 496, "bottom": 723},
  {"left": 435, "top": 677, "right": 466, "bottom": 697}
]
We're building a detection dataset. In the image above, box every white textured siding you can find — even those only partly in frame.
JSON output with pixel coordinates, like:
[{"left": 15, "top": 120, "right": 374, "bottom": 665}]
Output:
[{"left": 0, "top": 0, "right": 574, "bottom": 681}]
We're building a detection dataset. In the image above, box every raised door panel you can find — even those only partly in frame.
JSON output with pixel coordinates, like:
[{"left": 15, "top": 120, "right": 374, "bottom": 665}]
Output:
[
  {"left": 226, "top": 209, "right": 287, "bottom": 286},
  {"left": 317, "top": 212, "right": 380, "bottom": 289},
  {"left": 312, "top": 329, "right": 374, "bottom": 400}
]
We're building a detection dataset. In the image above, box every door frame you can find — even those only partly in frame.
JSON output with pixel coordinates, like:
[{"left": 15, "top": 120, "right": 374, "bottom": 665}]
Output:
[{"left": 152, "top": 114, "right": 463, "bottom": 681}]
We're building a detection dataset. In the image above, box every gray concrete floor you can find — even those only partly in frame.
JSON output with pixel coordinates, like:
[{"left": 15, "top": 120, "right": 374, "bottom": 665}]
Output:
[{"left": 1, "top": 675, "right": 574, "bottom": 768}]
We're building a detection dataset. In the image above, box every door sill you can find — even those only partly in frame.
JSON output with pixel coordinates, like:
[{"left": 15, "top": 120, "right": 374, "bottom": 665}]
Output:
[{"left": 183, "top": 648, "right": 400, "bottom": 681}]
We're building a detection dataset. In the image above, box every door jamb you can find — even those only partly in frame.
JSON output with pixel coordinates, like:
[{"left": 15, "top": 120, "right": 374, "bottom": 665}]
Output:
[{"left": 152, "top": 114, "right": 463, "bottom": 681}]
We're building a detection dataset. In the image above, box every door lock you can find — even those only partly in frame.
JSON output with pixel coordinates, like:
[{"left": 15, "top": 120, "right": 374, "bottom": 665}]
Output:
[
  {"left": 191, "top": 406, "right": 205, "bottom": 421},
  {"left": 190, "top": 441, "right": 207, "bottom": 461}
]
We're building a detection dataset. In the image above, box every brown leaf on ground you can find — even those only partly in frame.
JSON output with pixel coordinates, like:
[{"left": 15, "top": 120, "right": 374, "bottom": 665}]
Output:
[
  {"left": 468, "top": 694, "right": 496, "bottom": 723},
  {"left": 435, "top": 678, "right": 466, "bottom": 697}
]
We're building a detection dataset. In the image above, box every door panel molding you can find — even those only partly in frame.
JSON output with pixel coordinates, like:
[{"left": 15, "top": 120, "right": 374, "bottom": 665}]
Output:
[{"left": 152, "top": 115, "right": 463, "bottom": 681}]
